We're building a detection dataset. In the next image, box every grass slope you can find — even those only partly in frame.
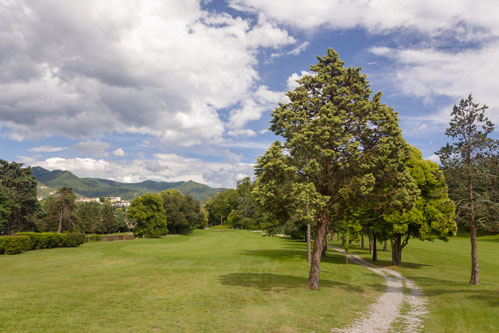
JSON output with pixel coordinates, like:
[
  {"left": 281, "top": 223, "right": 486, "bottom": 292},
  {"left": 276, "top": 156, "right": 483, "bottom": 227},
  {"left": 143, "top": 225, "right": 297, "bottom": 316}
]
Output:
[
  {"left": 341, "top": 233, "right": 499, "bottom": 332},
  {"left": 32, "top": 166, "right": 223, "bottom": 203},
  {"left": 0, "top": 230, "right": 383, "bottom": 332}
]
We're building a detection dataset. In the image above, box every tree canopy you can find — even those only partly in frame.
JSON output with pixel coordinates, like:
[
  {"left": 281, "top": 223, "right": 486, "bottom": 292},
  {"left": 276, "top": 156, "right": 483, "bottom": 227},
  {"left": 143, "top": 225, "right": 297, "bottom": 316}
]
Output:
[{"left": 127, "top": 193, "right": 168, "bottom": 238}]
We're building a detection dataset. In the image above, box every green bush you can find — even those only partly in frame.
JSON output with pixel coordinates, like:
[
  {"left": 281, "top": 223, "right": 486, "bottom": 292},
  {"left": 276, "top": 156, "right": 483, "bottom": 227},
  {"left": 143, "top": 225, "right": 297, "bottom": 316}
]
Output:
[
  {"left": 64, "top": 233, "right": 86, "bottom": 247},
  {"left": 0, "top": 236, "right": 33, "bottom": 254},
  {"left": 87, "top": 234, "right": 102, "bottom": 242}
]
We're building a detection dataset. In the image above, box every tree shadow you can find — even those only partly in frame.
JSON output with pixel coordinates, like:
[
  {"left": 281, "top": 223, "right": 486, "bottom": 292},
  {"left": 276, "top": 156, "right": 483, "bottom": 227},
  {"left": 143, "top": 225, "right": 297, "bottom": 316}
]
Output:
[
  {"left": 360, "top": 259, "right": 432, "bottom": 270},
  {"left": 219, "top": 272, "right": 377, "bottom": 293},
  {"left": 404, "top": 276, "right": 499, "bottom": 307}
]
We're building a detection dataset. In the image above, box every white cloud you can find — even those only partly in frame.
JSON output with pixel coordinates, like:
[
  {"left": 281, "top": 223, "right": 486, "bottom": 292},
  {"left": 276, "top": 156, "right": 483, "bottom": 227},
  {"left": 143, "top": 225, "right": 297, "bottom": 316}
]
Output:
[
  {"left": 228, "top": 85, "right": 288, "bottom": 130},
  {"left": 30, "top": 154, "right": 254, "bottom": 188},
  {"left": 29, "top": 145, "right": 67, "bottom": 152},
  {"left": 371, "top": 44, "right": 499, "bottom": 126},
  {"left": 73, "top": 140, "right": 110, "bottom": 157},
  {"left": 425, "top": 154, "right": 441, "bottom": 164},
  {"left": 0, "top": 0, "right": 294, "bottom": 145},
  {"left": 113, "top": 148, "right": 126, "bottom": 157},
  {"left": 228, "top": 0, "right": 499, "bottom": 39},
  {"left": 227, "top": 129, "right": 256, "bottom": 137},
  {"left": 287, "top": 71, "right": 310, "bottom": 91}
]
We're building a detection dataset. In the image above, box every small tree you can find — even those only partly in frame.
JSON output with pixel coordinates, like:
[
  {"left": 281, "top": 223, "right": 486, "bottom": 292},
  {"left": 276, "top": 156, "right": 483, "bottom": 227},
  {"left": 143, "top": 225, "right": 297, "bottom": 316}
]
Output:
[
  {"left": 127, "top": 193, "right": 167, "bottom": 238},
  {"left": 436, "top": 95, "right": 496, "bottom": 285},
  {"left": 385, "top": 146, "right": 456, "bottom": 265}
]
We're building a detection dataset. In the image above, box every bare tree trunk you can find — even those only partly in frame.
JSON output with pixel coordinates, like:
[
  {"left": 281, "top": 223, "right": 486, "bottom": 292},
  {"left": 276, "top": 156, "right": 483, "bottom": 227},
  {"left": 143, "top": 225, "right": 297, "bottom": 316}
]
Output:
[
  {"left": 360, "top": 234, "right": 364, "bottom": 249},
  {"left": 321, "top": 228, "right": 328, "bottom": 258},
  {"left": 467, "top": 150, "right": 480, "bottom": 285},
  {"left": 307, "top": 223, "right": 311, "bottom": 262},
  {"left": 330, "top": 230, "right": 334, "bottom": 241},
  {"left": 307, "top": 214, "right": 328, "bottom": 290},
  {"left": 391, "top": 235, "right": 402, "bottom": 265},
  {"left": 368, "top": 233, "right": 374, "bottom": 255},
  {"left": 336, "top": 232, "right": 340, "bottom": 241},
  {"left": 57, "top": 209, "right": 64, "bottom": 233},
  {"left": 383, "top": 240, "right": 387, "bottom": 251},
  {"left": 372, "top": 234, "right": 378, "bottom": 262}
]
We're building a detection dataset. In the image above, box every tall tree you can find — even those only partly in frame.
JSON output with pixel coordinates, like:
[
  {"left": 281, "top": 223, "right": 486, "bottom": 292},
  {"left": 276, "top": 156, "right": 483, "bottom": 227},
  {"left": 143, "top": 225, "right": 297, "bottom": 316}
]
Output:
[
  {"left": 160, "top": 189, "right": 203, "bottom": 234},
  {"left": 0, "top": 160, "right": 38, "bottom": 234},
  {"left": 54, "top": 187, "right": 76, "bottom": 233},
  {"left": 0, "top": 184, "right": 13, "bottom": 234},
  {"left": 127, "top": 193, "right": 167, "bottom": 238},
  {"left": 265, "top": 48, "right": 408, "bottom": 289},
  {"left": 437, "top": 95, "right": 497, "bottom": 285}
]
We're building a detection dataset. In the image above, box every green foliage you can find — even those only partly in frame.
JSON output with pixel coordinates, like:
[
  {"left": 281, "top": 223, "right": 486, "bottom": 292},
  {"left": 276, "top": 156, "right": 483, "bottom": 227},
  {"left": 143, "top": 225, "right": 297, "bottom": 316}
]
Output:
[
  {"left": 127, "top": 193, "right": 168, "bottom": 238},
  {"left": 0, "top": 160, "right": 39, "bottom": 234},
  {"left": 0, "top": 235, "right": 32, "bottom": 254},
  {"left": 159, "top": 189, "right": 204, "bottom": 234},
  {"left": 87, "top": 234, "right": 102, "bottom": 241},
  {"left": 33, "top": 166, "right": 222, "bottom": 203},
  {"left": 204, "top": 189, "right": 238, "bottom": 226},
  {"left": 15, "top": 232, "right": 85, "bottom": 249}
]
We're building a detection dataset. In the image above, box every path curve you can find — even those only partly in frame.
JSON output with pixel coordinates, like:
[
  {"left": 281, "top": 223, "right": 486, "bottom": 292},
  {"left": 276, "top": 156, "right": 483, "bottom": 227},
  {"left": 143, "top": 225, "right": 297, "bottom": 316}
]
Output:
[{"left": 329, "top": 246, "right": 427, "bottom": 333}]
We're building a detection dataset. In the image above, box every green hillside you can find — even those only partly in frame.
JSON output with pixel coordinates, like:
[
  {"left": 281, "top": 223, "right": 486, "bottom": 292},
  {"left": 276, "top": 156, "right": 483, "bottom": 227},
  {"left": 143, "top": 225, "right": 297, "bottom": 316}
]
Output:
[{"left": 32, "top": 167, "right": 224, "bottom": 203}]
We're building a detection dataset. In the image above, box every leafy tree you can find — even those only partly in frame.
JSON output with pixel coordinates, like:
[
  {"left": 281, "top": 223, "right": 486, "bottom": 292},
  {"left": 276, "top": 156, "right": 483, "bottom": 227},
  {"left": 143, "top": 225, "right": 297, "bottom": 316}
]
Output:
[
  {"left": 385, "top": 146, "right": 456, "bottom": 265},
  {"left": 437, "top": 95, "right": 497, "bottom": 285},
  {"left": 264, "top": 48, "right": 408, "bottom": 289},
  {"left": 74, "top": 201, "right": 103, "bottom": 233},
  {"left": 100, "top": 202, "right": 118, "bottom": 234},
  {"left": 127, "top": 193, "right": 167, "bottom": 238},
  {"left": 54, "top": 187, "right": 76, "bottom": 233},
  {"left": 0, "top": 184, "right": 13, "bottom": 234},
  {"left": 204, "top": 189, "right": 238, "bottom": 226},
  {"left": 0, "top": 160, "right": 39, "bottom": 234},
  {"left": 159, "top": 189, "right": 203, "bottom": 234}
]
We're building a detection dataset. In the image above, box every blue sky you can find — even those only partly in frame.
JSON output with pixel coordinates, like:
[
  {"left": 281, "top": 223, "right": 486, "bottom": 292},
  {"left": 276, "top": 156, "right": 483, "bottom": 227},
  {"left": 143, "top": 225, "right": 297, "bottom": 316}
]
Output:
[{"left": 1, "top": 0, "right": 498, "bottom": 187}]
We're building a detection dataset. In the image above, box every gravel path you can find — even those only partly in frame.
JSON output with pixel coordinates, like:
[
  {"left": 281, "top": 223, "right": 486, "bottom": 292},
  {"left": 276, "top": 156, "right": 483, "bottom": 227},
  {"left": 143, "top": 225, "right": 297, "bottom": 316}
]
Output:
[{"left": 330, "top": 246, "right": 427, "bottom": 333}]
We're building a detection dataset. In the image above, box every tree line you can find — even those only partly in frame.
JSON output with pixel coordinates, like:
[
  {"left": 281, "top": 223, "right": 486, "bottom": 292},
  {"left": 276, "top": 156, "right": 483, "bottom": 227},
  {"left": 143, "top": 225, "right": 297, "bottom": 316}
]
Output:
[{"left": 0, "top": 165, "right": 205, "bottom": 237}]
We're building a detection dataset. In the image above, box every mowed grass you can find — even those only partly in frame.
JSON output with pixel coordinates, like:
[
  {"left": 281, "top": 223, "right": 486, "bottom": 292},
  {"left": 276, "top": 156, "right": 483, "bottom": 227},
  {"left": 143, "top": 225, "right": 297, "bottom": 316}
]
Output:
[
  {"left": 343, "top": 233, "right": 499, "bottom": 333},
  {"left": 0, "top": 230, "right": 384, "bottom": 332}
]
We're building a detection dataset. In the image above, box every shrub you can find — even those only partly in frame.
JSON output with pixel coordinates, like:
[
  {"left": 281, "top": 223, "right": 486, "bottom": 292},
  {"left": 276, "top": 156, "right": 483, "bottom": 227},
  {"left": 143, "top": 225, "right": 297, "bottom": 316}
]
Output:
[
  {"left": 87, "top": 234, "right": 102, "bottom": 242},
  {"left": 0, "top": 236, "right": 33, "bottom": 254},
  {"left": 64, "top": 233, "right": 86, "bottom": 247}
]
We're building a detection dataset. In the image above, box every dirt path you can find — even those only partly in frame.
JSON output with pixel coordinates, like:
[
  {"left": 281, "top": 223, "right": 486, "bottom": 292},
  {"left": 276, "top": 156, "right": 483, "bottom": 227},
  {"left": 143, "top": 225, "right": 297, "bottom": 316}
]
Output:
[{"left": 330, "top": 246, "right": 427, "bottom": 333}]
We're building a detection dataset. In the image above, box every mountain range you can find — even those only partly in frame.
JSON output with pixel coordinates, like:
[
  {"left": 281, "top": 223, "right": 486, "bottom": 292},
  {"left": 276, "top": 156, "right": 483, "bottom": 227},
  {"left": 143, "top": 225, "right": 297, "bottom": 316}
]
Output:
[{"left": 32, "top": 166, "right": 224, "bottom": 203}]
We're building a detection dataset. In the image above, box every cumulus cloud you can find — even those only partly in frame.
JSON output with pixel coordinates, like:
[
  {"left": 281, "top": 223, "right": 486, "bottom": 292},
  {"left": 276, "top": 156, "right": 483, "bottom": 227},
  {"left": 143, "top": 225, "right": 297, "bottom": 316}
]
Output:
[
  {"left": 73, "top": 140, "right": 110, "bottom": 157},
  {"left": 425, "top": 154, "right": 441, "bottom": 164},
  {"left": 228, "top": 85, "right": 288, "bottom": 130},
  {"left": 228, "top": 0, "right": 499, "bottom": 39},
  {"left": 113, "top": 148, "right": 126, "bottom": 157},
  {"left": 29, "top": 154, "right": 254, "bottom": 188},
  {"left": 287, "top": 71, "right": 310, "bottom": 91},
  {"left": 0, "top": 0, "right": 294, "bottom": 145},
  {"left": 29, "top": 145, "right": 67, "bottom": 152}
]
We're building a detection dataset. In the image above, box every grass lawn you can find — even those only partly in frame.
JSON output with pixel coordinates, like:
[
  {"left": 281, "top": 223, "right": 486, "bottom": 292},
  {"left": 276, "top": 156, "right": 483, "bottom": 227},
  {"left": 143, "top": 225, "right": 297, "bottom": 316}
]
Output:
[
  {"left": 0, "top": 230, "right": 383, "bottom": 332},
  {"left": 341, "top": 233, "right": 499, "bottom": 333}
]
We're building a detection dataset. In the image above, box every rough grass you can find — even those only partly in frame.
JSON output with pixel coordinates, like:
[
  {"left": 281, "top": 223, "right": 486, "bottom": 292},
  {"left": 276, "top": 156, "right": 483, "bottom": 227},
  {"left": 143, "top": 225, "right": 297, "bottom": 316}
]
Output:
[
  {"left": 0, "top": 230, "right": 383, "bottom": 332},
  {"left": 343, "top": 233, "right": 499, "bottom": 333}
]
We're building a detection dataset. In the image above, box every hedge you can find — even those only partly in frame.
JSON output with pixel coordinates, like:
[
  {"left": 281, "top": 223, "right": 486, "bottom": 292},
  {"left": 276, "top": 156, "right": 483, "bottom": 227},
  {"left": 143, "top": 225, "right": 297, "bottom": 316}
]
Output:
[
  {"left": 0, "top": 236, "right": 33, "bottom": 255},
  {"left": 0, "top": 232, "right": 87, "bottom": 255}
]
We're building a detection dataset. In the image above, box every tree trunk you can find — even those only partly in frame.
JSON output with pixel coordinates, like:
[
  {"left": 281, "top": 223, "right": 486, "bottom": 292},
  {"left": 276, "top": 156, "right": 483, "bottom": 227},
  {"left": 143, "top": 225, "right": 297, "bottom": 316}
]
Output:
[
  {"left": 391, "top": 235, "right": 402, "bottom": 265},
  {"left": 360, "top": 234, "right": 364, "bottom": 249},
  {"left": 307, "top": 214, "right": 328, "bottom": 290},
  {"left": 5, "top": 215, "right": 14, "bottom": 235},
  {"left": 57, "top": 209, "right": 64, "bottom": 233},
  {"left": 383, "top": 240, "right": 387, "bottom": 251},
  {"left": 321, "top": 229, "right": 328, "bottom": 258},
  {"left": 307, "top": 223, "right": 311, "bottom": 262},
  {"left": 330, "top": 230, "right": 334, "bottom": 241},
  {"left": 372, "top": 234, "right": 377, "bottom": 262},
  {"left": 368, "top": 233, "right": 374, "bottom": 255},
  {"left": 336, "top": 232, "right": 340, "bottom": 242},
  {"left": 467, "top": 151, "right": 480, "bottom": 285}
]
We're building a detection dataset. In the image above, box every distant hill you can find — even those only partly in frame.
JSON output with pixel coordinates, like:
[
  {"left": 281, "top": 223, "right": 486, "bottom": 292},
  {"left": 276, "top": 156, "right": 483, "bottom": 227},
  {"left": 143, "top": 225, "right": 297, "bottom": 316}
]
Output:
[{"left": 32, "top": 166, "right": 224, "bottom": 203}]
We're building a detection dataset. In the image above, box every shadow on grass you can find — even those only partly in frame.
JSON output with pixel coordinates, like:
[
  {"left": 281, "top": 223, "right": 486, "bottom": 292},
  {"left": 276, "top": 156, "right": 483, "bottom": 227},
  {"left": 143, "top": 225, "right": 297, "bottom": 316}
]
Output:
[
  {"left": 405, "top": 276, "right": 499, "bottom": 307},
  {"left": 219, "top": 272, "right": 378, "bottom": 293}
]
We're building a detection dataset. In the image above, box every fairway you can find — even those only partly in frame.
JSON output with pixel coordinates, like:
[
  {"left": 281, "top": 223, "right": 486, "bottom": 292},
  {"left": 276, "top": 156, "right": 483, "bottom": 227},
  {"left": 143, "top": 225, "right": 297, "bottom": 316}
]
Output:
[
  {"left": 0, "top": 230, "right": 383, "bottom": 332},
  {"left": 345, "top": 234, "right": 499, "bottom": 332}
]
